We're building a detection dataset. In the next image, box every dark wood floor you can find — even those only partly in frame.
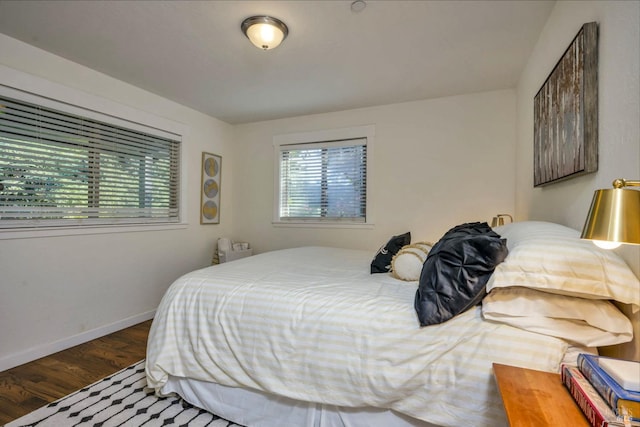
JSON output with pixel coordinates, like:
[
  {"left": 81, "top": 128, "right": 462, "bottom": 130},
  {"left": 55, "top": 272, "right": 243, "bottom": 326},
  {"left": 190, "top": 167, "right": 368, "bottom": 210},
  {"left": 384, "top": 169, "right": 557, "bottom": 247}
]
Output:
[{"left": 0, "top": 319, "right": 152, "bottom": 425}]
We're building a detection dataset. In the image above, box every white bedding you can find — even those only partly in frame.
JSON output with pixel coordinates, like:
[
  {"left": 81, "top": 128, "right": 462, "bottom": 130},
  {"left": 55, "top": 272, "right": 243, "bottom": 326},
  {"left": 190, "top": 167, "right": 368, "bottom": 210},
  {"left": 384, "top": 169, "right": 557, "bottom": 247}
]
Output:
[{"left": 146, "top": 246, "right": 569, "bottom": 427}]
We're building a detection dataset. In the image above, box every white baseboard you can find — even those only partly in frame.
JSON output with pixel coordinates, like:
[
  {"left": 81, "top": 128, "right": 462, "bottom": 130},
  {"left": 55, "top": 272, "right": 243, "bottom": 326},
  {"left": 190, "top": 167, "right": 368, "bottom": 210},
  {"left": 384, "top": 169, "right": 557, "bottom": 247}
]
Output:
[{"left": 0, "top": 310, "right": 155, "bottom": 372}]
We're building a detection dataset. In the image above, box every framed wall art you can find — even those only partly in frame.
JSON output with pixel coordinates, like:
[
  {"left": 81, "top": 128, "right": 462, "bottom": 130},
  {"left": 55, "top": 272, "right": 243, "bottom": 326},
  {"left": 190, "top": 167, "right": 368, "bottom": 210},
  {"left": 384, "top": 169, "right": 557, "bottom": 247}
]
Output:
[
  {"left": 533, "top": 22, "right": 598, "bottom": 187},
  {"left": 200, "top": 152, "right": 221, "bottom": 224}
]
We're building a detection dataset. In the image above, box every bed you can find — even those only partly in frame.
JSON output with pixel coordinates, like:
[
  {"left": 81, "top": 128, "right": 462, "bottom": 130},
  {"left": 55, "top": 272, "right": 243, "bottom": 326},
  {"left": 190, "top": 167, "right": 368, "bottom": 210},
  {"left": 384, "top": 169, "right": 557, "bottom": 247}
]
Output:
[{"left": 146, "top": 221, "right": 638, "bottom": 427}]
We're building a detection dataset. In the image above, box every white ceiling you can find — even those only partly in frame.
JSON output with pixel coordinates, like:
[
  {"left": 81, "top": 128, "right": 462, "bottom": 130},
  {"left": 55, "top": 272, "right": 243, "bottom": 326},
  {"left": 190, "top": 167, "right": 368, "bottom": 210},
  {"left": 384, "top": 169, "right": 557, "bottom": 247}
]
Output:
[{"left": 0, "top": 0, "right": 555, "bottom": 124}]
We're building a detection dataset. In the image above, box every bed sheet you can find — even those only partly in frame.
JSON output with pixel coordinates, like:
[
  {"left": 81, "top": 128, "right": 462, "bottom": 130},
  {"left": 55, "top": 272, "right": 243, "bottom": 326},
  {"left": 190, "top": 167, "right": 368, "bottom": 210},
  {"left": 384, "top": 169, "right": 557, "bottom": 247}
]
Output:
[
  {"left": 146, "top": 246, "right": 568, "bottom": 427},
  {"left": 161, "top": 374, "right": 438, "bottom": 427}
]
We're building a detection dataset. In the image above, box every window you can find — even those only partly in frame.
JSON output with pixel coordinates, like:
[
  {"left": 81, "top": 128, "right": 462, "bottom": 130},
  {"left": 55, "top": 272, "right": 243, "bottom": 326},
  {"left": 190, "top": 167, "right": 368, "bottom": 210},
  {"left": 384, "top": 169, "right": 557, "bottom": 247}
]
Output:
[
  {"left": 274, "top": 126, "right": 372, "bottom": 226},
  {"left": 0, "top": 93, "right": 181, "bottom": 229}
]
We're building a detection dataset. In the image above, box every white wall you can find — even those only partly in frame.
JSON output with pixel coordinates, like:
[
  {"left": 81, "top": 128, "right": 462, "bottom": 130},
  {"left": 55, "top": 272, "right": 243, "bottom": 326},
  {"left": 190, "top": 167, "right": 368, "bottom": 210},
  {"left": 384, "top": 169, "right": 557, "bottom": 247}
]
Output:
[
  {"left": 232, "top": 90, "right": 516, "bottom": 253},
  {"left": 515, "top": 1, "right": 640, "bottom": 360},
  {"left": 2, "top": 0, "right": 637, "bottom": 369},
  {"left": 0, "top": 34, "right": 235, "bottom": 370}
]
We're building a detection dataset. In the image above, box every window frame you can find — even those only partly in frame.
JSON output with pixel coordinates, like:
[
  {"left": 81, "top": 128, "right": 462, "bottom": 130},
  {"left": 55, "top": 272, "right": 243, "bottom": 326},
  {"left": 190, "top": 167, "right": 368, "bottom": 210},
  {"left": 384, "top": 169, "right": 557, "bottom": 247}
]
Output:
[
  {"left": 0, "top": 73, "right": 188, "bottom": 240},
  {"left": 273, "top": 125, "right": 374, "bottom": 229}
]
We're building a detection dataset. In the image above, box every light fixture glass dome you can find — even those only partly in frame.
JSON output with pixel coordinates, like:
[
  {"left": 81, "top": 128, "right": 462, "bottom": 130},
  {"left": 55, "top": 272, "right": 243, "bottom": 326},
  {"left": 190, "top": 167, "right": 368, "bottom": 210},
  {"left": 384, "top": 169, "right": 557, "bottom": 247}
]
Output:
[{"left": 241, "top": 16, "right": 288, "bottom": 50}]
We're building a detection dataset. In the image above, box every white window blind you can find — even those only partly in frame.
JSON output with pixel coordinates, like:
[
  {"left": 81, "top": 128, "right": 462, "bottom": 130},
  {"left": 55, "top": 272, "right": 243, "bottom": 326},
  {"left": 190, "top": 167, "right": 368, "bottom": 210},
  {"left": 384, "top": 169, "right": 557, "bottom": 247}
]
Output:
[
  {"left": 0, "top": 93, "right": 181, "bottom": 228},
  {"left": 278, "top": 138, "right": 367, "bottom": 222}
]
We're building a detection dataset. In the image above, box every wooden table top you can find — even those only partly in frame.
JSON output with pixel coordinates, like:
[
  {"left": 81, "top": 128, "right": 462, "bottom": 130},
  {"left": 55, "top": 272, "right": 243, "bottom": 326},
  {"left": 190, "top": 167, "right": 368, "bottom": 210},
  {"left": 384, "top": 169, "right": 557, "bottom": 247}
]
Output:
[{"left": 493, "top": 363, "right": 590, "bottom": 427}]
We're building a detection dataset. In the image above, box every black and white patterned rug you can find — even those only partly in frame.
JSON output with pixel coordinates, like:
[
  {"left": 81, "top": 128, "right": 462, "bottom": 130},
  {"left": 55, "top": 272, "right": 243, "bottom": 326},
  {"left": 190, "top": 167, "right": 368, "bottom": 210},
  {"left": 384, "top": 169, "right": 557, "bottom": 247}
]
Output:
[{"left": 6, "top": 360, "right": 245, "bottom": 427}]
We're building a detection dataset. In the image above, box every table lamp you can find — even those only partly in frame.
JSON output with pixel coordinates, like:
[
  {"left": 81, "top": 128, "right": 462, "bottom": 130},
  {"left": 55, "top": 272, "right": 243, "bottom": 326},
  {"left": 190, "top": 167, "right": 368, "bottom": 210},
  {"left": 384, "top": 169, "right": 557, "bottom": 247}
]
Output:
[
  {"left": 581, "top": 179, "right": 640, "bottom": 249},
  {"left": 491, "top": 214, "right": 513, "bottom": 228}
]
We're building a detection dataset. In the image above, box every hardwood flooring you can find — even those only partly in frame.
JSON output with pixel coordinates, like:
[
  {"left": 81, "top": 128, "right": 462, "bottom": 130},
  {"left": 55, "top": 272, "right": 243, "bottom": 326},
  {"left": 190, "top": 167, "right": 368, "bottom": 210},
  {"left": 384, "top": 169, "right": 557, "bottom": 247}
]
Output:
[{"left": 0, "top": 320, "right": 152, "bottom": 425}]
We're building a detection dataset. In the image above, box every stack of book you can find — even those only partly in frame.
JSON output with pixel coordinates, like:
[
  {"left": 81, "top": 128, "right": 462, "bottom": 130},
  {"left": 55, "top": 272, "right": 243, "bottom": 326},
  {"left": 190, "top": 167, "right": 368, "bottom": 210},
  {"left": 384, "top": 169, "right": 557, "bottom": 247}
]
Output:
[{"left": 561, "top": 353, "right": 640, "bottom": 427}]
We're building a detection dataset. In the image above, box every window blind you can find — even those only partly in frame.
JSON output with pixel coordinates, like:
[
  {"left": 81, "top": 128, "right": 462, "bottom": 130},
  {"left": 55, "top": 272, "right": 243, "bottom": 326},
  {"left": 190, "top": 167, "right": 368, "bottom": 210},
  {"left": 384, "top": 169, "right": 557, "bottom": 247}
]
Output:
[
  {"left": 278, "top": 138, "right": 367, "bottom": 222},
  {"left": 0, "top": 94, "right": 180, "bottom": 228}
]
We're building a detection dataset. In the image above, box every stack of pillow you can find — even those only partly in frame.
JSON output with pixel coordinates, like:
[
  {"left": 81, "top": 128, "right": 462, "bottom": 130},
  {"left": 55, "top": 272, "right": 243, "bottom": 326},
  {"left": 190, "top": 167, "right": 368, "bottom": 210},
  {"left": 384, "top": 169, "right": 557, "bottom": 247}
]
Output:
[
  {"left": 482, "top": 221, "right": 637, "bottom": 348},
  {"left": 372, "top": 222, "right": 509, "bottom": 326},
  {"left": 372, "top": 221, "right": 638, "bottom": 348}
]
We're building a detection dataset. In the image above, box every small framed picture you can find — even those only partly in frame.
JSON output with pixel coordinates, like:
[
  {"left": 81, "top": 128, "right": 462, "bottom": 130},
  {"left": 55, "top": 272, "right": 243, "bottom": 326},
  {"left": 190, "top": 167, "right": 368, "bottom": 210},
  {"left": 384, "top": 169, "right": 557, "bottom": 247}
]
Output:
[{"left": 200, "top": 152, "right": 221, "bottom": 224}]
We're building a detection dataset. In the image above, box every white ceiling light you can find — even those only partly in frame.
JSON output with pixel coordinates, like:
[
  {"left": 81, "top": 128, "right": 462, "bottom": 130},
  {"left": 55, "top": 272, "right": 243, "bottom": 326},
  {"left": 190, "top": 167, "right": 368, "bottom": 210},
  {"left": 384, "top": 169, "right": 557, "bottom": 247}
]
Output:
[
  {"left": 241, "top": 15, "right": 289, "bottom": 50},
  {"left": 351, "top": 0, "right": 367, "bottom": 13}
]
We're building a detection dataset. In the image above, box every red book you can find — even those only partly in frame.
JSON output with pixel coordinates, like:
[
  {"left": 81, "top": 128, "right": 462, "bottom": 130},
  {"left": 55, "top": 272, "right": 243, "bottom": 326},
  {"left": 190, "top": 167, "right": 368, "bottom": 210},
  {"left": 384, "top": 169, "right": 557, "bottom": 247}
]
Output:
[
  {"left": 562, "top": 364, "right": 639, "bottom": 427},
  {"left": 578, "top": 353, "right": 640, "bottom": 421}
]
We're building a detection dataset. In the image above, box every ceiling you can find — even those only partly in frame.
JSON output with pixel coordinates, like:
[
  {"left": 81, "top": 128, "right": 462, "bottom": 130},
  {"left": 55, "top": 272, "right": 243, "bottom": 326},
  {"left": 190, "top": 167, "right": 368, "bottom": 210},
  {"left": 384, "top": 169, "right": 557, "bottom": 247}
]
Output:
[{"left": 0, "top": 0, "right": 555, "bottom": 124}]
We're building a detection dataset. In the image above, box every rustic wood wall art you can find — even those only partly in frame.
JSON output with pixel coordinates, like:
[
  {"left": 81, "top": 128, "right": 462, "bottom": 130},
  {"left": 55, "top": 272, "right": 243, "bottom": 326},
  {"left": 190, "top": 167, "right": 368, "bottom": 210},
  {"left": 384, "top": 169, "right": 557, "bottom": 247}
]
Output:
[{"left": 533, "top": 22, "right": 598, "bottom": 187}]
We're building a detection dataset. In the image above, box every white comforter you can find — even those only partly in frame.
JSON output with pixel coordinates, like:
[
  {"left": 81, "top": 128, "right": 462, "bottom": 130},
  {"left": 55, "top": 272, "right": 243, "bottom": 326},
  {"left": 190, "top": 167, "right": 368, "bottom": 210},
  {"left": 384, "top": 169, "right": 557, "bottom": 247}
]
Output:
[{"left": 146, "top": 247, "right": 568, "bottom": 427}]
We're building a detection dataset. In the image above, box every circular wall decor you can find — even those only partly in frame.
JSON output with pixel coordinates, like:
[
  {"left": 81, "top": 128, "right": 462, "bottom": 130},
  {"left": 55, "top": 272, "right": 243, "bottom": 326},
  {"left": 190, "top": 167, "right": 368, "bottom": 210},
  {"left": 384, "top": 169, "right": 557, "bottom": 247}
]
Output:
[{"left": 201, "top": 152, "right": 221, "bottom": 224}]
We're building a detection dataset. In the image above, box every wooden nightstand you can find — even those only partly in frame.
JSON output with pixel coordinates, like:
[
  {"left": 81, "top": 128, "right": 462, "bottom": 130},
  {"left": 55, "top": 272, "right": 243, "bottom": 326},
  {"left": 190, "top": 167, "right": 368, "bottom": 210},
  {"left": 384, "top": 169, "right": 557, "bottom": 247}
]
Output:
[{"left": 493, "top": 363, "right": 590, "bottom": 426}]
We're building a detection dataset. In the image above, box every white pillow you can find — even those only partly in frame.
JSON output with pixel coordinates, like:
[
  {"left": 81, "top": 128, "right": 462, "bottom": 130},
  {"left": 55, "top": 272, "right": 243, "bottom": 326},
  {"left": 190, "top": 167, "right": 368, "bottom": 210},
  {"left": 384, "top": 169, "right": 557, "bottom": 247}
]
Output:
[
  {"left": 488, "top": 221, "right": 640, "bottom": 307},
  {"left": 482, "top": 287, "right": 633, "bottom": 347},
  {"left": 391, "top": 242, "right": 432, "bottom": 281}
]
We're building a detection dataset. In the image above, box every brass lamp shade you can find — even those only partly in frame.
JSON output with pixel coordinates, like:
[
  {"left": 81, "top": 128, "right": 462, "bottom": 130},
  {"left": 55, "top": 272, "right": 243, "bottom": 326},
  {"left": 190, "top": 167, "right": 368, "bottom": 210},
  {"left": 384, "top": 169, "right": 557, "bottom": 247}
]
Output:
[
  {"left": 581, "top": 179, "right": 640, "bottom": 247},
  {"left": 491, "top": 214, "right": 513, "bottom": 228}
]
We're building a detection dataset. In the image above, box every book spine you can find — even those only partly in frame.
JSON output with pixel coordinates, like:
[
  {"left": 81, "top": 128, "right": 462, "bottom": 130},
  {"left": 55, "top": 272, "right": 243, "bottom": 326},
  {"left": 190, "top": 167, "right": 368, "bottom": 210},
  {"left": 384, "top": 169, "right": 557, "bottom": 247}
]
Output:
[
  {"left": 562, "top": 365, "right": 612, "bottom": 427},
  {"left": 578, "top": 354, "right": 640, "bottom": 421}
]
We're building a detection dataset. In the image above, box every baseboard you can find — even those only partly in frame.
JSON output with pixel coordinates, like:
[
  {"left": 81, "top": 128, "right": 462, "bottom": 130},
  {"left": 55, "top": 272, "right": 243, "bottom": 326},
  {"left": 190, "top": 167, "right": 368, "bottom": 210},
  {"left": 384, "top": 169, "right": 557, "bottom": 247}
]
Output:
[{"left": 0, "top": 310, "right": 155, "bottom": 372}]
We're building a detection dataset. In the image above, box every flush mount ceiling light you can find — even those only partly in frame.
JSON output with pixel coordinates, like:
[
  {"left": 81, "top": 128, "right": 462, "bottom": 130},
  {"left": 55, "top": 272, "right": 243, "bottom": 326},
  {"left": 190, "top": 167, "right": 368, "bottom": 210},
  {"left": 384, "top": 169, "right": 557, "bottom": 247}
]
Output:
[
  {"left": 351, "top": 0, "right": 367, "bottom": 13},
  {"left": 241, "top": 15, "right": 288, "bottom": 50}
]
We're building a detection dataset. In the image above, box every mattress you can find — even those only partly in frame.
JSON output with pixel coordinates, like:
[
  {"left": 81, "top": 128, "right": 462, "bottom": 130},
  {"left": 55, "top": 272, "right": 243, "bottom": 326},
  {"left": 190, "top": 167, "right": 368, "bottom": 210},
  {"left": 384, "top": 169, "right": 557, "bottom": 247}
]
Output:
[{"left": 146, "top": 246, "right": 569, "bottom": 426}]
